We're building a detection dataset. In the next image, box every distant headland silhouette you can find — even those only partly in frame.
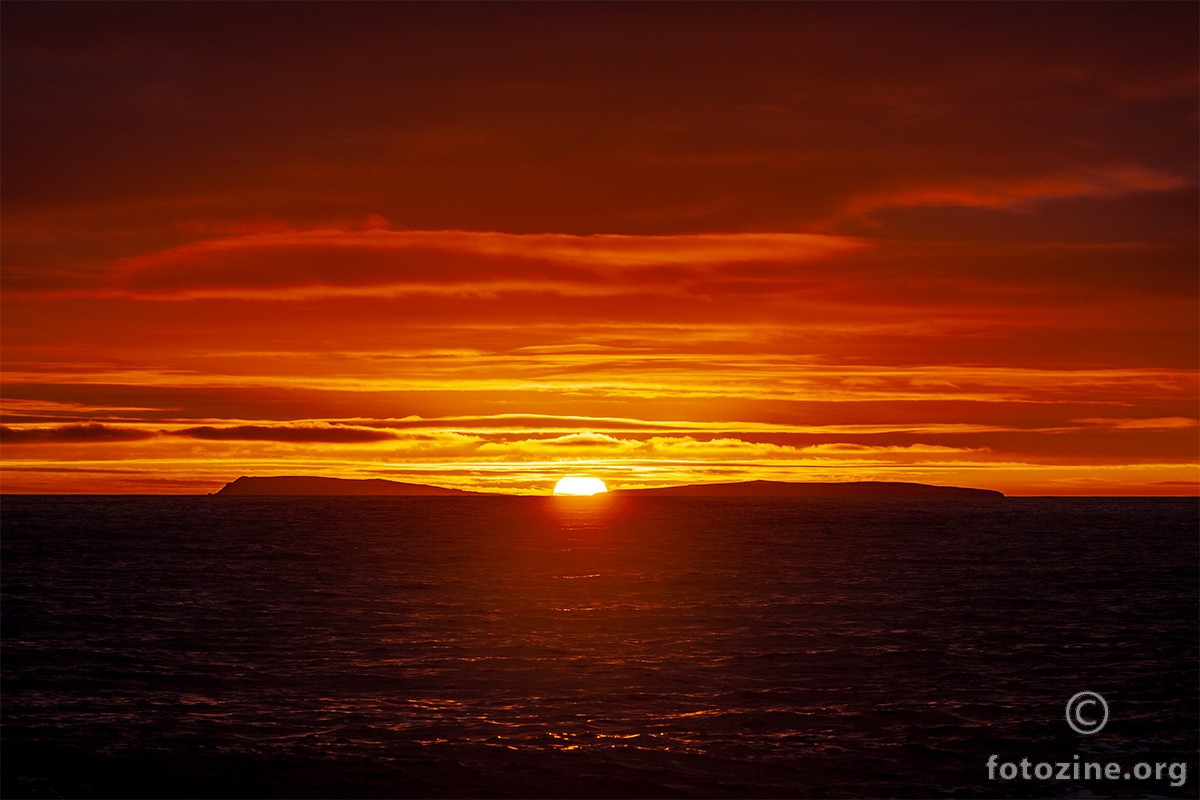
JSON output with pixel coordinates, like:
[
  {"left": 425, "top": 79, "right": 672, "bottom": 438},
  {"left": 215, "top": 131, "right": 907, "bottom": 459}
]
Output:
[
  {"left": 611, "top": 479, "right": 1003, "bottom": 499},
  {"left": 214, "top": 476, "right": 485, "bottom": 496},
  {"left": 215, "top": 476, "right": 1003, "bottom": 499}
]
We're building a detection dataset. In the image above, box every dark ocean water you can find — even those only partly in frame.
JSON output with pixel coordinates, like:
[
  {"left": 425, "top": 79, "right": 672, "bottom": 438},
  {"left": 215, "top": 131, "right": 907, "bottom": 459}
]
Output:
[{"left": 2, "top": 496, "right": 1196, "bottom": 798}]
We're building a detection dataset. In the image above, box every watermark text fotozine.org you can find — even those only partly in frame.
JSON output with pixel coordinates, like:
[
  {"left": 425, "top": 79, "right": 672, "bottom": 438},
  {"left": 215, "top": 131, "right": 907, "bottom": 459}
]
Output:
[
  {"left": 986, "top": 693, "right": 1189, "bottom": 789},
  {"left": 986, "top": 754, "right": 1187, "bottom": 788}
]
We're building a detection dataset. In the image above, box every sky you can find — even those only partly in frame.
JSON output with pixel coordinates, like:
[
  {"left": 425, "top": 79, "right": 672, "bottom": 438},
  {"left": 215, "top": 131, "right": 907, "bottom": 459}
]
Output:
[{"left": 2, "top": 2, "right": 1197, "bottom": 495}]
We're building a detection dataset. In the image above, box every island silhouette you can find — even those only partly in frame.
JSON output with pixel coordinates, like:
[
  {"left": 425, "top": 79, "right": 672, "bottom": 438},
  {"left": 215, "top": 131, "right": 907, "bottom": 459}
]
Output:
[
  {"left": 215, "top": 476, "right": 487, "bottom": 496},
  {"left": 215, "top": 476, "right": 1003, "bottom": 498},
  {"left": 611, "top": 479, "right": 1003, "bottom": 498}
]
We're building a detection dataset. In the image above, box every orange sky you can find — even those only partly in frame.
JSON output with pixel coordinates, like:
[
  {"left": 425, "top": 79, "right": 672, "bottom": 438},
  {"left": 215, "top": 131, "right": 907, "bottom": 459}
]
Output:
[{"left": 2, "top": 2, "right": 1197, "bottom": 495}]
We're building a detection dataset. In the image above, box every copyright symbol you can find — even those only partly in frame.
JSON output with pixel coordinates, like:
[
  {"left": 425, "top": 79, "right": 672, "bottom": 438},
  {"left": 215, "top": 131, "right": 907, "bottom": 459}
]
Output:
[{"left": 1066, "top": 691, "right": 1108, "bottom": 735}]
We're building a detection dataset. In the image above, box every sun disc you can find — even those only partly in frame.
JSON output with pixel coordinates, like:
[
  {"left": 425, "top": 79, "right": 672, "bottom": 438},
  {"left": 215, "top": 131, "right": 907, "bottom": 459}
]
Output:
[{"left": 553, "top": 476, "right": 608, "bottom": 496}]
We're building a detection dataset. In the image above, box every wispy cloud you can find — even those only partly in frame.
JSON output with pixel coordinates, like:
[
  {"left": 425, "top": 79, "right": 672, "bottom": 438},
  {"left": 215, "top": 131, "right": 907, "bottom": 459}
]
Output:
[
  {"left": 11, "top": 228, "right": 866, "bottom": 299},
  {"left": 0, "top": 423, "right": 155, "bottom": 444},
  {"left": 174, "top": 424, "right": 398, "bottom": 443},
  {"left": 832, "top": 166, "right": 1194, "bottom": 228}
]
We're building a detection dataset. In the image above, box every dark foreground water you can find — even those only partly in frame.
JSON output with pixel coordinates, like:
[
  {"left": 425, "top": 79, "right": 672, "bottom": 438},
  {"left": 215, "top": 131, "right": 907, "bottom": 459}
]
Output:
[{"left": 2, "top": 496, "right": 1196, "bottom": 798}]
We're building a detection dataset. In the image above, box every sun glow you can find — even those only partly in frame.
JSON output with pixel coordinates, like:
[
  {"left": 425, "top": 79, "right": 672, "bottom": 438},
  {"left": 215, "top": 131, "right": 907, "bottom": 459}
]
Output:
[{"left": 553, "top": 476, "right": 608, "bottom": 496}]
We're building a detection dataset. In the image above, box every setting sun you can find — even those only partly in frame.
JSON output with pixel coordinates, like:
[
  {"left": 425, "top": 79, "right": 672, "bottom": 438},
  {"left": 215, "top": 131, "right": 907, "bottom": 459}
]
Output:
[{"left": 553, "top": 477, "right": 609, "bottom": 496}]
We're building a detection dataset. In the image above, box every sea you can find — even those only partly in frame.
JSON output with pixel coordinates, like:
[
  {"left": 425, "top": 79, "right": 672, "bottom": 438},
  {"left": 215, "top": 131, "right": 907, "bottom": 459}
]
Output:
[{"left": 2, "top": 496, "right": 1196, "bottom": 798}]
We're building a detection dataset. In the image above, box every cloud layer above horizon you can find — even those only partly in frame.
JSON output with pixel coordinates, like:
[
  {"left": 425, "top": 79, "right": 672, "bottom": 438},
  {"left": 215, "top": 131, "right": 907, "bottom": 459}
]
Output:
[{"left": 2, "top": 3, "right": 1196, "bottom": 494}]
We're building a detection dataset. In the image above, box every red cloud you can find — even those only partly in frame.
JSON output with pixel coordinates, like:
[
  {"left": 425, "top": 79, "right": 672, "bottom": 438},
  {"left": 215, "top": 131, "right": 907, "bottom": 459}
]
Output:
[
  {"left": 21, "top": 229, "right": 867, "bottom": 299},
  {"left": 833, "top": 166, "right": 1193, "bottom": 227}
]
